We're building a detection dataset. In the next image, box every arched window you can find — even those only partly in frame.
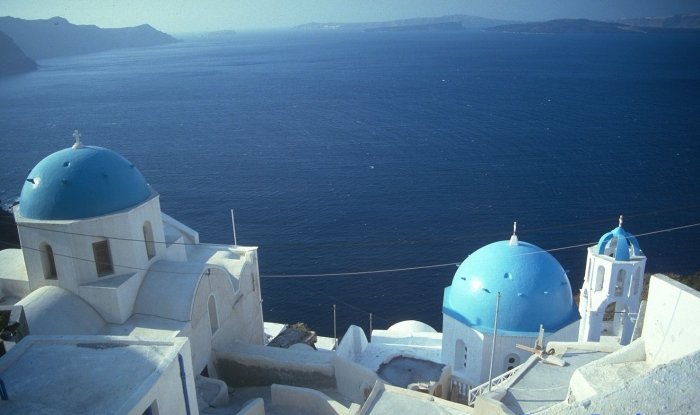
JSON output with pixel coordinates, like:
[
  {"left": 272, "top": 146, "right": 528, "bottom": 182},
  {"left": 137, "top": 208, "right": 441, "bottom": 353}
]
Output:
[
  {"left": 603, "top": 302, "right": 616, "bottom": 322},
  {"left": 632, "top": 268, "right": 641, "bottom": 296},
  {"left": 92, "top": 239, "right": 113, "bottom": 276},
  {"left": 595, "top": 265, "right": 605, "bottom": 291},
  {"left": 504, "top": 354, "right": 520, "bottom": 371},
  {"left": 615, "top": 269, "right": 626, "bottom": 296},
  {"left": 143, "top": 221, "right": 156, "bottom": 260},
  {"left": 40, "top": 242, "right": 57, "bottom": 279},
  {"left": 208, "top": 295, "right": 219, "bottom": 335}
]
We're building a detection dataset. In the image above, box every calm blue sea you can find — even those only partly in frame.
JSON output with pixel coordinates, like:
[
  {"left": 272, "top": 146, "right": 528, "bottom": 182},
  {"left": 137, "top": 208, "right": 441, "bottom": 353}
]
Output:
[{"left": 1, "top": 31, "right": 699, "bottom": 335}]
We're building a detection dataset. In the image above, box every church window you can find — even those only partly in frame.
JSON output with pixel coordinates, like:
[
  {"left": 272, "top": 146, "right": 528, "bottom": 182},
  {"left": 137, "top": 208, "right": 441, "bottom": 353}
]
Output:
[
  {"left": 143, "top": 221, "right": 156, "bottom": 259},
  {"left": 455, "top": 339, "right": 467, "bottom": 369},
  {"left": 93, "top": 239, "right": 114, "bottom": 276},
  {"left": 615, "top": 270, "right": 625, "bottom": 296},
  {"left": 208, "top": 295, "right": 219, "bottom": 335},
  {"left": 594, "top": 265, "right": 605, "bottom": 291},
  {"left": 632, "top": 268, "right": 641, "bottom": 295},
  {"left": 40, "top": 243, "right": 57, "bottom": 279},
  {"left": 603, "top": 302, "right": 616, "bottom": 321},
  {"left": 505, "top": 354, "right": 520, "bottom": 371}
]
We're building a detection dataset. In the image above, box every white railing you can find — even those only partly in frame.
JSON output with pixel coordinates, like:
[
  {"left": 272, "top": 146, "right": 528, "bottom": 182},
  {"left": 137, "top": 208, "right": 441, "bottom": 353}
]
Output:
[
  {"left": 466, "top": 364, "right": 521, "bottom": 406},
  {"left": 450, "top": 377, "right": 471, "bottom": 405}
]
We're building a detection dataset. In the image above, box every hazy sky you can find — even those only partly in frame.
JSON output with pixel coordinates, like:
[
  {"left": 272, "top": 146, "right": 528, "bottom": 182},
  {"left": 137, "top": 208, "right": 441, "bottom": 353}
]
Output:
[{"left": 2, "top": 0, "right": 700, "bottom": 33}]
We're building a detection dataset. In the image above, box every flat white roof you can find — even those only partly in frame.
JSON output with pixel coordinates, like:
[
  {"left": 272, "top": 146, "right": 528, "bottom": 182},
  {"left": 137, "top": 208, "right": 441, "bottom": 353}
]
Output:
[{"left": 0, "top": 335, "right": 186, "bottom": 414}]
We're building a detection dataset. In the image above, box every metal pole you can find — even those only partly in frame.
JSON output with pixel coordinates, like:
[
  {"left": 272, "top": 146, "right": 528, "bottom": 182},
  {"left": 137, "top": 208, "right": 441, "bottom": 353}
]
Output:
[
  {"left": 230, "top": 209, "right": 238, "bottom": 246},
  {"left": 333, "top": 304, "right": 337, "bottom": 349},
  {"left": 369, "top": 313, "right": 373, "bottom": 340},
  {"left": 488, "top": 291, "right": 501, "bottom": 392}
]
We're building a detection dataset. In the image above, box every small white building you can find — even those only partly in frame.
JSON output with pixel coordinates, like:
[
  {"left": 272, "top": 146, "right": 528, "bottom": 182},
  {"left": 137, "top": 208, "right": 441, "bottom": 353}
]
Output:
[
  {"left": 0, "top": 335, "right": 198, "bottom": 415},
  {"left": 578, "top": 217, "right": 646, "bottom": 345},
  {"left": 441, "top": 228, "right": 580, "bottom": 388},
  {"left": 0, "top": 135, "right": 265, "bottom": 376}
]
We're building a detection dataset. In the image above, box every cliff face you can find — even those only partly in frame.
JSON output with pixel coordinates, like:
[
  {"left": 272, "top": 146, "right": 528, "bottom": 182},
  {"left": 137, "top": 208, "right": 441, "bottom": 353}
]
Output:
[
  {"left": 0, "top": 16, "right": 177, "bottom": 60},
  {"left": 618, "top": 14, "right": 700, "bottom": 29},
  {"left": 486, "top": 18, "right": 700, "bottom": 34},
  {"left": 487, "top": 19, "right": 639, "bottom": 34},
  {"left": 294, "top": 14, "right": 514, "bottom": 31},
  {"left": 0, "top": 30, "right": 37, "bottom": 76}
]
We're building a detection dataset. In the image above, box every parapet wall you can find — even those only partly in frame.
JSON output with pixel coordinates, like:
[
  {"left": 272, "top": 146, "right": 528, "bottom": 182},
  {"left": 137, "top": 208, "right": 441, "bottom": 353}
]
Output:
[
  {"left": 214, "top": 343, "right": 336, "bottom": 389},
  {"left": 642, "top": 274, "right": 700, "bottom": 365}
]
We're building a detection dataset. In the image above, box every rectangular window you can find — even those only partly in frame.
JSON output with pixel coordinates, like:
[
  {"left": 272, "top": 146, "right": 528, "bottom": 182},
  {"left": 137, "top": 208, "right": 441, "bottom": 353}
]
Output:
[{"left": 92, "top": 240, "right": 114, "bottom": 276}]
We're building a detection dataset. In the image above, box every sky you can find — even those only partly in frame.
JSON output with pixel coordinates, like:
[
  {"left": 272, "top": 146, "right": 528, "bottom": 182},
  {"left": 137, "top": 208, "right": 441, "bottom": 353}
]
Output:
[{"left": 2, "top": 0, "right": 700, "bottom": 33}]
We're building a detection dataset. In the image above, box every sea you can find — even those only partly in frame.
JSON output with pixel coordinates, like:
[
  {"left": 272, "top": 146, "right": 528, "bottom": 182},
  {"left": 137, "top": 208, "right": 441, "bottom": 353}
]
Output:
[{"left": 1, "top": 30, "right": 699, "bottom": 336}]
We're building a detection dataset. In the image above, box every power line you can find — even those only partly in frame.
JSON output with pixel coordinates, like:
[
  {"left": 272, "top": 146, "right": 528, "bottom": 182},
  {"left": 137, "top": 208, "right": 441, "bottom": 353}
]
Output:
[
  {"left": 262, "top": 262, "right": 459, "bottom": 278},
  {"left": 2, "top": 221, "right": 699, "bottom": 280}
]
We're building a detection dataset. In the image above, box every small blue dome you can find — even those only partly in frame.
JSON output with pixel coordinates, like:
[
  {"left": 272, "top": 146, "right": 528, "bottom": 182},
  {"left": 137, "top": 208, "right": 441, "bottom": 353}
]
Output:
[
  {"left": 19, "top": 146, "right": 152, "bottom": 220},
  {"left": 596, "top": 225, "right": 642, "bottom": 261},
  {"left": 443, "top": 240, "right": 579, "bottom": 335}
]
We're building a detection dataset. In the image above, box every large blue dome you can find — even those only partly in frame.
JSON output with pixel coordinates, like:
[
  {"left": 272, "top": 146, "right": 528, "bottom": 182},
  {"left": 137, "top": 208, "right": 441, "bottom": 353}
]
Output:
[
  {"left": 19, "top": 146, "right": 152, "bottom": 220},
  {"left": 443, "top": 240, "right": 579, "bottom": 335}
]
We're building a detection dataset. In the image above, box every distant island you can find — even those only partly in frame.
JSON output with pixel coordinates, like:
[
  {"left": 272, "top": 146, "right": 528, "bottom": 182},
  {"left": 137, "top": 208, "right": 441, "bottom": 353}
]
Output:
[
  {"left": 0, "top": 16, "right": 177, "bottom": 61},
  {"left": 294, "top": 14, "right": 514, "bottom": 32},
  {"left": 486, "top": 18, "right": 700, "bottom": 34},
  {"left": 296, "top": 13, "right": 700, "bottom": 35},
  {"left": 0, "top": 30, "right": 36, "bottom": 76},
  {"left": 617, "top": 13, "right": 700, "bottom": 29},
  {"left": 365, "top": 21, "right": 465, "bottom": 33}
]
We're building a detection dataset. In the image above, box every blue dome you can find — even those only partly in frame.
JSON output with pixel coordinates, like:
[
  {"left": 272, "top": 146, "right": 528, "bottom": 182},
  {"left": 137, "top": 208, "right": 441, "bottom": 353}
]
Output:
[
  {"left": 443, "top": 240, "right": 579, "bottom": 335},
  {"left": 596, "top": 225, "right": 642, "bottom": 261},
  {"left": 19, "top": 146, "right": 152, "bottom": 220}
]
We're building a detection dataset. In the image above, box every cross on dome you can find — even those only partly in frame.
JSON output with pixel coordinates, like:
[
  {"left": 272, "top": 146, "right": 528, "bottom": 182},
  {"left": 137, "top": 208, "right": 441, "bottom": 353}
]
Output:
[
  {"left": 509, "top": 221, "right": 519, "bottom": 246},
  {"left": 72, "top": 130, "right": 84, "bottom": 149}
]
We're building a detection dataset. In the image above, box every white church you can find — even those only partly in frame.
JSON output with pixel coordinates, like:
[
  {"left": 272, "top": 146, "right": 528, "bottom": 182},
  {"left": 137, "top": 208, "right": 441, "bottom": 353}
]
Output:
[
  {"left": 1, "top": 134, "right": 695, "bottom": 415},
  {"left": 441, "top": 226, "right": 581, "bottom": 387},
  {"left": 0, "top": 134, "right": 266, "bottom": 413}
]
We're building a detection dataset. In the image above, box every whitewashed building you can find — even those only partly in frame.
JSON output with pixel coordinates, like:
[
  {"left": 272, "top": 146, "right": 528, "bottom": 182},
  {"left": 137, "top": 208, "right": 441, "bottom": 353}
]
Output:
[{"left": 0, "top": 134, "right": 265, "bottom": 377}]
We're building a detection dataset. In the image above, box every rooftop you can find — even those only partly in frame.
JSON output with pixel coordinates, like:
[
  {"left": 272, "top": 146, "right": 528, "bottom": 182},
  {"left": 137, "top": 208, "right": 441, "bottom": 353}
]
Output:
[{"left": 0, "top": 335, "right": 188, "bottom": 414}]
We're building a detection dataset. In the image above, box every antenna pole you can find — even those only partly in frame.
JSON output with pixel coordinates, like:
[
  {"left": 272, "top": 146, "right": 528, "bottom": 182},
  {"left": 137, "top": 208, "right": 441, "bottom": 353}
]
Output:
[
  {"left": 230, "top": 209, "right": 238, "bottom": 246},
  {"left": 333, "top": 304, "right": 337, "bottom": 349},
  {"left": 488, "top": 291, "right": 501, "bottom": 392}
]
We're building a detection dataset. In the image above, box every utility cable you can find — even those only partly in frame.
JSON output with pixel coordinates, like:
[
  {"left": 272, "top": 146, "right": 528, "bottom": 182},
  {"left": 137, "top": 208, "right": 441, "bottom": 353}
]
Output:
[{"left": 1, "top": 221, "right": 698, "bottom": 279}]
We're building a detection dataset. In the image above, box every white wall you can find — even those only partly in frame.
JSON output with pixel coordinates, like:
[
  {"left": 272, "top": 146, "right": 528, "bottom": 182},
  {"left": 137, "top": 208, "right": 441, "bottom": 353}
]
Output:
[
  {"left": 123, "top": 338, "right": 199, "bottom": 415},
  {"left": 17, "top": 196, "right": 163, "bottom": 293},
  {"left": 443, "top": 314, "right": 578, "bottom": 387},
  {"left": 642, "top": 274, "right": 700, "bottom": 365},
  {"left": 336, "top": 325, "right": 369, "bottom": 361}
]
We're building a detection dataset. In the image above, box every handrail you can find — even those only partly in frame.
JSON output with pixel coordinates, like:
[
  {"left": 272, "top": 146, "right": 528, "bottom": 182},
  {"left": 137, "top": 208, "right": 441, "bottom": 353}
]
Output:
[{"left": 466, "top": 364, "right": 521, "bottom": 406}]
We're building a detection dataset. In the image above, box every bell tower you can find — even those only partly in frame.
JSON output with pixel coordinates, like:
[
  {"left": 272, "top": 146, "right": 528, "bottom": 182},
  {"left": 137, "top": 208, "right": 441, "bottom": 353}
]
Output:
[{"left": 578, "top": 216, "right": 646, "bottom": 345}]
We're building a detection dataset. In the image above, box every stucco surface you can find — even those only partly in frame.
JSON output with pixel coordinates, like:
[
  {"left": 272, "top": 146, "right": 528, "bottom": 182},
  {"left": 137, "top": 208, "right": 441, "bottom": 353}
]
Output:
[
  {"left": 361, "top": 383, "right": 470, "bottom": 415},
  {"left": 17, "top": 285, "right": 105, "bottom": 335},
  {"left": 0, "top": 336, "right": 186, "bottom": 415},
  {"left": 540, "top": 348, "right": 700, "bottom": 415},
  {"left": 499, "top": 349, "right": 607, "bottom": 414},
  {"left": 133, "top": 260, "right": 204, "bottom": 321}
]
